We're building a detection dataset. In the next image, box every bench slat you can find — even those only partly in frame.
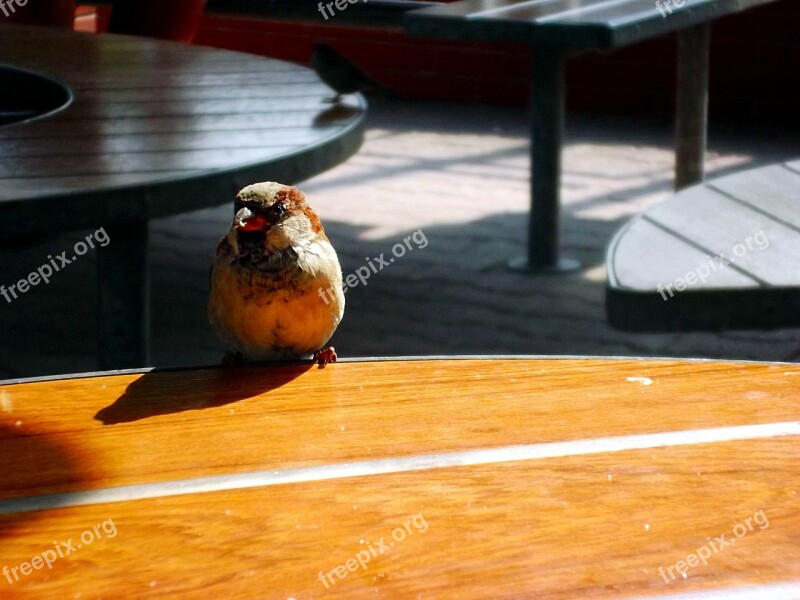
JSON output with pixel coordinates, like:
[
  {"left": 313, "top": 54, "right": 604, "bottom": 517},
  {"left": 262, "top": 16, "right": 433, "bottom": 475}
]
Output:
[
  {"left": 708, "top": 163, "right": 800, "bottom": 232},
  {"left": 607, "top": 217, "right": 756, "bottom": 292},
  {"left": 606, "top": 162, "right": 800, "bottom": 331},
  {"left": 642, "top": 187, "right": 800, "bottom": 287},
  {"left": 406, "top": 0, "right": 778, "bottom": 48},
  {"left": 507, "top": 0, "right": 657, "bottom": 22}
]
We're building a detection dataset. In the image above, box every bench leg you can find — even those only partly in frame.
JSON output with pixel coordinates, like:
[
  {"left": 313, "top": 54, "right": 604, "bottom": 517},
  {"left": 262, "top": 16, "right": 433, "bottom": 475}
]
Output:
[
  {"left": 675, "top": 23, "right": 710, "bottom": 190},
  {"left": 97, "top": 220, "right": 150, "bottom": 370},
  {"left": 509, "top": 45, "right": 579, "bottom": 273}
]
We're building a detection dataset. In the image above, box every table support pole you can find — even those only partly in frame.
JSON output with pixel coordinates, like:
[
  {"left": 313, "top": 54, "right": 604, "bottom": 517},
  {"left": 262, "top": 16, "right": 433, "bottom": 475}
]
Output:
[
  {"left": 509, "top": 45, "right": 579, "bottom": 274},
  {"left": 675, "top": 23, "right": 710, "bottom": 190},
  {"left": 97, "top": 220, "right": 150, "bottom": 370}
]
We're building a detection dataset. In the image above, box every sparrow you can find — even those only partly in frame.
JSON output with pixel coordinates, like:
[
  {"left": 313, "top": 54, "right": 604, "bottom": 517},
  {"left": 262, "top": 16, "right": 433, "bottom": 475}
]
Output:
[
  {"left": 311, "top": 42, "right": 387, "bottom": 102},
  {"left": 208, "top": 182, "right": 344, "bottom": 367}
]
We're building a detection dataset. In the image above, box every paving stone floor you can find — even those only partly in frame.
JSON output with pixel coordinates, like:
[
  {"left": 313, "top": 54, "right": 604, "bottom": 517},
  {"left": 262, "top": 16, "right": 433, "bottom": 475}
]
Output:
[{"left": 1, "top": 98, "right": 799, "bottom": 380}]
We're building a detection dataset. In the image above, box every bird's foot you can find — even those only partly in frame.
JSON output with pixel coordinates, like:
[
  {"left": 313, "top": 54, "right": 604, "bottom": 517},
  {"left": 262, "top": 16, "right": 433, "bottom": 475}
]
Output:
[
  {"left": 222, "top": 351, "right": 244, "bottom": 368},
  {"left": 323, "top": 94, "right": 343, "bottom": 104},
  {"left": 313, "top": 347, "right": 337, "bottom": 368}
]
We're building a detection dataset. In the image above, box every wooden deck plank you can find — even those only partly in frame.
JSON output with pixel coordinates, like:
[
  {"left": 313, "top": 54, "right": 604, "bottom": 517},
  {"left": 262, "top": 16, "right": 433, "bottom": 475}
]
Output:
[
  {"left": 0, "top": 113, "right": 342, "bottom": 141},
  {"left": 0, "top": 147, "right": 299, "bottom": 178},
  {"left": 1, "top": 359, "right": 799, "bottom": 500},
  {"left": 0, "top": 171, "right": 201, "bottom": 201},
  {"left": 504, "top": 0, "right": 662, "bottom": 23},
  {"left": 51, "top": 70, "right": 320, "bottom": 89},
  {"left": 641, "top": 186, "right": 799, "bottom": 286},
  {"left": 0, "top": 437, "right": 797, "bottom": 598},
  {"left": 708, "top": 164, "right": 800, "bottom": 232},
  {"left": 74, "top": 85, "right": 332, "bottom": 103},
  {"left": 11, "top": 56, "right": 292, "bottom": 75},
  {"left": 63, "top": 71, "right": 320, "bottom": 90},
  {"left": 607, "top": 218, "right": 756, "bottom": 291},
  {"left": 0, "top": 130, "right": 342, "bottom": 159},
  {"left": 53, "top": 97, "right": 334, "bottom": 121}
]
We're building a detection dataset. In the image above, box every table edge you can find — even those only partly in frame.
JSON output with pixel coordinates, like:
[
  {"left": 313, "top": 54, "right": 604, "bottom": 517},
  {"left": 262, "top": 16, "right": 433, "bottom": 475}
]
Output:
[
  {"left": 0, "top": 26, "right": 368, "bottom": 239},
  {"left": 1, "top": 354, "right": 795, "bottom": 386}
]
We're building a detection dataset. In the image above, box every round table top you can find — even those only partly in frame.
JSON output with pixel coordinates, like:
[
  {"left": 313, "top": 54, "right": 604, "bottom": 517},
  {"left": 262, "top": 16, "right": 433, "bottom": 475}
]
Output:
[
  {"left": 0, "top": 24, "right": 366, "bottom": 240},
  {"left": 1, "top": 357, "right": 799, "bottom": 596}
]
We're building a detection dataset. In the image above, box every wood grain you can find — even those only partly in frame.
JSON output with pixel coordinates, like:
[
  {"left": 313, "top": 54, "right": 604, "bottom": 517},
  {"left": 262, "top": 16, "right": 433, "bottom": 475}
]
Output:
[
  {"left": 709, "top": 164, "right": 800, "bottom": 231},
  {"left": 1, "top": 358, "right": 799, "bottom": 499},
  {"left": 2, "top": 358, "right": 799, "bottom": 597},
  {"left": 0, "top": 438, "right": 797, "bottom": 598}
]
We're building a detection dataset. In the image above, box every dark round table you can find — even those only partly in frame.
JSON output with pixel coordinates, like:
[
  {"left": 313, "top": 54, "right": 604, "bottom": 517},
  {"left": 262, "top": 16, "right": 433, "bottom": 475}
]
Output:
[{"left": 0, "top": 24, "right": 365, "bottom": 370}]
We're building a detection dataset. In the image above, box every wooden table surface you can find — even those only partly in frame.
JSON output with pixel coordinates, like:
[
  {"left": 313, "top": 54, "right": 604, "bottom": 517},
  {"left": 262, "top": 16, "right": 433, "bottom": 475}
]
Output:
[
  {"left": 1, "top": 357, "right": 799, "bottom": 598},
  {"left": 0, "top": 24, "right": 365, "bottom": 240},
  {"left": 607, "top": 160, "right": 800, "bottom": 332},
  {"left": 0, "top": 24, "right": 365, "bottom": 370}
]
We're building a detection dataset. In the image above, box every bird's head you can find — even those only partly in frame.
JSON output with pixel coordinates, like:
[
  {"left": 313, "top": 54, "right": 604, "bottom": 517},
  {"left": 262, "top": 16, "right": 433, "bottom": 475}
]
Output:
[{"left": 227, "top": 182, "right": 326, "bottom": 263}]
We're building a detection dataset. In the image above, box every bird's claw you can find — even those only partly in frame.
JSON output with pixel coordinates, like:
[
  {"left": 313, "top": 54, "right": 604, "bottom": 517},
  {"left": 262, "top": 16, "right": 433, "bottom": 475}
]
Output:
[{"left": 313, "top": 347, "right": 337, "bottom": 368}]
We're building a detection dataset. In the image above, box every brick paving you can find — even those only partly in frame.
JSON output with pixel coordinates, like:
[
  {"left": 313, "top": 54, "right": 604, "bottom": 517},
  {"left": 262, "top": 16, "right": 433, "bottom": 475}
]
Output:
[{"left": 1, "top": 98, "right": 799, "bottom": 380}]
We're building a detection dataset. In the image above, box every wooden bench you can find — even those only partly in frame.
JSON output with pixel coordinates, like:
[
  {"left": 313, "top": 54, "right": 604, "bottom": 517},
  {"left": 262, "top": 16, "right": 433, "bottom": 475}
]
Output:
[
  {"left": 606, "top": 160, "right": 800, "bottom": 331},
  {"left": 404, "top": 0, "right": 781, "bottom": 272}
]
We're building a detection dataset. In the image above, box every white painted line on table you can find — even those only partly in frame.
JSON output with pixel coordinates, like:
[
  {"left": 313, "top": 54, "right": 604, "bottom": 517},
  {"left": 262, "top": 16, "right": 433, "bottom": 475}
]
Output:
[
  {"left": 628, "top": 581, "right": 800, "bottom": 600},
  {"left": 1, "top": 421, "right": 798, "bottom": 515}
]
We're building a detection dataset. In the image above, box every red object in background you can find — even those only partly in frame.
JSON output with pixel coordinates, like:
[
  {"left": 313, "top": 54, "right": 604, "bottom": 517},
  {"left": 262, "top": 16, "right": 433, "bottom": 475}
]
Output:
[
  {"left": 192, "top": 0, "right": 799, "bottom": 124},
  {"left": 4, "top": 0, "right": 75, "bottom": 28},
  {"left": 108, "top": 0, "right": 206, "bottom": 43},
  {"left": 81, "top": 1, "right": 797, "bottom": 122}
]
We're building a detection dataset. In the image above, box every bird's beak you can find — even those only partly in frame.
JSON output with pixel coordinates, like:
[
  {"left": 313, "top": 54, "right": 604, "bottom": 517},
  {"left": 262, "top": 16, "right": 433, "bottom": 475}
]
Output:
[{"left": 234, "top": 207, "right": 268, "bottom": 231}]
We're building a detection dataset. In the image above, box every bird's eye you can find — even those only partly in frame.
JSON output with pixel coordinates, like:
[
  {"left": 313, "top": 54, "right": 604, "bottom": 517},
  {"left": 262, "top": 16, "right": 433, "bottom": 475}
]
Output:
[{"left": 268, "top": 203, "right": 286, "bottom": 222}]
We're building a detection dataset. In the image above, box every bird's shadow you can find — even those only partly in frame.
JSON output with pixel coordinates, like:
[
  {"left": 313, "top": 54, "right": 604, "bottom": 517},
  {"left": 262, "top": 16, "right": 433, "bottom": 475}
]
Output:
[{"left": 94, "top": 362, "right": 313, "bottom": 425}]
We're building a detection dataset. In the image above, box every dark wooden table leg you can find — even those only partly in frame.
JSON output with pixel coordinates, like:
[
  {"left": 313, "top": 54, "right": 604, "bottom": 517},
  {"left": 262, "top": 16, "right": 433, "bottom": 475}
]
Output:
[
  {"left": 509, "top": 46, "right": 579, "bottom": 274},
  {"left": 97, "top": 220, "right": 150, "bottom": 370},
  {"left": 675, "top": 23, "right": 710, "bottom": 190}
]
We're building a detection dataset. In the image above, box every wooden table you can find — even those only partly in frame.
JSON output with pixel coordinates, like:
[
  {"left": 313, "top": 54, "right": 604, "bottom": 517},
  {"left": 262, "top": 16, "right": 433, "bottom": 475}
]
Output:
[
  {"left": 404, "top": 0, "right": 779, "bottom": 273},
  {"left": 1, "top": 357, "right": 799, "bottom": 598},
  {"left": 0, "top": 24, "right": 365, "bottom": 370},
  {"left": 606, "top": 160, "right": 800, "bottom": 331}
]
